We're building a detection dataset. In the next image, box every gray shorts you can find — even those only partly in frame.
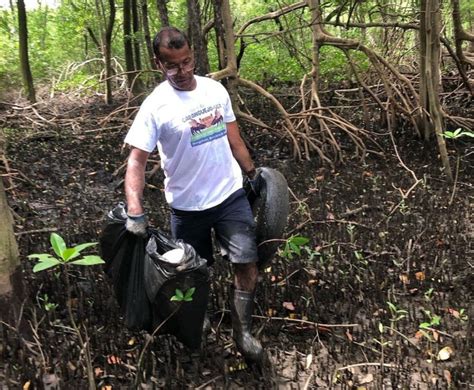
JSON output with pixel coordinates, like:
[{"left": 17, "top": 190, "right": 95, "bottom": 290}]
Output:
[{"left": 170, "top": 189, "right": 258, "bottom": 265}]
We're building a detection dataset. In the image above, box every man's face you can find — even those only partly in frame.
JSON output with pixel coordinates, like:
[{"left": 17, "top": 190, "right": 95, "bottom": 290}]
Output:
[{"left": 157, "top": 44, "right": 196, "bottom": 91}]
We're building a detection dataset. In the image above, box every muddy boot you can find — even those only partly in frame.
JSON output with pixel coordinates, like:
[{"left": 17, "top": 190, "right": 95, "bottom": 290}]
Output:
[{"left": 230, "top": 287, "right": 263, "bottom": 364}]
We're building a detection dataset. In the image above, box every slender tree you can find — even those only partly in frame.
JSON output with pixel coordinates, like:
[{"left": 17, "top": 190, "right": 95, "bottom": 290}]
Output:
[
  {"left": 95, "top": 0, "right": 116, "bottom": 104},
  {"left": 419, "top": 0, "right": 452, "bottom": 181},
  {"left": 124, "top": 0, "right": 136, "bottom": 91},
  {"left": 141, "top": 0, "right": 157, "bottom": 71},
  {"left": 156, "top": 0, "right": 170, "bottom": 27},
  {"left": 17, "top": 0, "right": 35, "bottom": 103},
  {"left": 187, "top": 0, "right": 210, "bottom": 75}
]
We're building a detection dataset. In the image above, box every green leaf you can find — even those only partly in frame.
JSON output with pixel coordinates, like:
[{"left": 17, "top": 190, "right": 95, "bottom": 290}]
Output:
[
  {"left": 290, "top": 242, "right": 301, "bottom": 255},
  {"left": 419, "top": 322, "right": 430, "bottom": 329},
  {"left": 71, "top": 242, "right": 97, "bottom": 256},
  {"left": 378, "top": 322, "right": 384, "bottom": 334},
  {"left": 184, "top": 287, "right": 195, "bottom": 300},
  {"left": 290, "top": 236, "right": 310, "bottom": 246},
  {"left": 50, "top": 233, "right": 67, "bottom": 259},
  {"left": 62, "top": 247, "right": 78, "bottom": 261},
  {"left": 431, "top": 315, "right": 441, "bottom": 326},
  {"left": 184, "top": 296, "right": 193, "bottom": 302},
  {"left": 28, "top": 253, "right": 58, "bottom": 262},
  {"left": 387, "top": 301, "right": 396, "bottom": 312},
  {"left": 33, "top": 258, "right": 61, "bottom": 273},
  {"left": 170, "top": 288, "right": 185, "bottom": 301},
  {"left": 62, "top": 243, "right": 97, "bottom": 261},
  {"left": 69, "top": 255, "right": 105, "bottom": 266}
]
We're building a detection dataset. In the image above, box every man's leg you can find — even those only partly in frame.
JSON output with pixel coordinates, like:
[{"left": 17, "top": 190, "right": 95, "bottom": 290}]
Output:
[
  {"left": 213, "top": 190, "right": 263, "bottom": 363},
  {"left": 233, "top": 262, "right": 258, "bottom": 292},
  {"left": 231, "top": 262, "right": 263, "bottom": 363}
]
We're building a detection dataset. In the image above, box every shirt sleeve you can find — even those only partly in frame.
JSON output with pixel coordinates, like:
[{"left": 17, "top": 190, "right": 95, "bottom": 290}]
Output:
[{"left": 124, "top": 101, "right": 160, "bottom": 153}]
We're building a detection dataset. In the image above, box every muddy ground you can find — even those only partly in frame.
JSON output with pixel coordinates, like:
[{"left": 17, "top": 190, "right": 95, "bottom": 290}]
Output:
[{"left": 0, "top": 90, "right": 472, "bottom": 389}]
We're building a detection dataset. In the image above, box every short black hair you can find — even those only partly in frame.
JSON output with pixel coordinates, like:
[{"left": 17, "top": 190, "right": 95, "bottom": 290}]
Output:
[{"left": 153, "top": 27, "right": 191, "bottom": 59}]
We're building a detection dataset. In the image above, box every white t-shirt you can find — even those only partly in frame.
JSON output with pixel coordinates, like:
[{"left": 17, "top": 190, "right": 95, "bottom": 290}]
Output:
[{"left": 124, "top": 75, "right": 243, "bottom": 211}]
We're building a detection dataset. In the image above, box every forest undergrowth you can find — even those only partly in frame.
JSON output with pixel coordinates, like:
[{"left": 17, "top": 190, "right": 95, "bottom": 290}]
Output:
[{"left": 0, "top": 86, "right": 472, "bottom": 388}]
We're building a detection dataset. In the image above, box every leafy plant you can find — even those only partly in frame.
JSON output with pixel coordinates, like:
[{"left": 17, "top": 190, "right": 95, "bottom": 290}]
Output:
[
  {"left": 419, "top": 309, "right": 441, "bottom": 330},
  {"left": 354, "top": 250, "right": 368, "bottom": 266},
  {"left": 424, "top": 287, "right": 435, "bottom": 301},
  {"left": 170, "top": 287, "right": 195, "bottom": 302},
  {"left": 373, "top": 322, "right": 391, "bottom": 348},
  {"left": 281, "top": 235, "right": 310, "bottom": 259},
  {"left": 387, "top": 301, "right": 407, "bottom": 329},
  {"left": 442, "top": 128, "right": 474, "bottom": 139},
  {"left": 28, "top": 232, "right": 104, "bottom": 390},
  {"left": 38, "top": 293, "right": 58, "bottom": 312},
  {"left": 346, "top": 224, "right": 356, "bottom": 243},
  {"left": 28, "top": 232, "right": 104, "bottom": 272}
]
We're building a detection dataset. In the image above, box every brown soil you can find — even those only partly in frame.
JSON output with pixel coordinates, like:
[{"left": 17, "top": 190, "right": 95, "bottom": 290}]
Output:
[{"left": 0, "top": 92, "right": 472, "bottom": 389}]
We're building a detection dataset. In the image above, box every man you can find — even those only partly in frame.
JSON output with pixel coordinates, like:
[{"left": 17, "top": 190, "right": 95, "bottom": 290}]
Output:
[{"left": 123, "top": 27, "right": 263, "bottom": 363}]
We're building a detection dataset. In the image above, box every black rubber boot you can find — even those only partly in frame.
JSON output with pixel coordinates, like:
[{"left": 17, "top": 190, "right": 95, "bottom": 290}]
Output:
[{"left": 230, "top": 287, "right": 263, "bottom": 363}]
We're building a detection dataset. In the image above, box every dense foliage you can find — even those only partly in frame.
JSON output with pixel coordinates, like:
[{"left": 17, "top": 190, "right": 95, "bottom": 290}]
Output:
[{"left": 3, "top": 0, "right": 471, "bottom": 93}]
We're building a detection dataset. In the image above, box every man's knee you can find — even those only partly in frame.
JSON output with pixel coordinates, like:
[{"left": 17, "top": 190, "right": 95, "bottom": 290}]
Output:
[{"left": 233, "top": 262, "right": 258, "bottom": 291}]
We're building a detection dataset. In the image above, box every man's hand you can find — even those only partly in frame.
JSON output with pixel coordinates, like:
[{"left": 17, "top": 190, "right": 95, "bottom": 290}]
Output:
[
  {"left": 126, "top": 213, "right": 148, "bottom": 236},
  {"left": 247, "top": 168, "right": 263, "bottom": 194}
]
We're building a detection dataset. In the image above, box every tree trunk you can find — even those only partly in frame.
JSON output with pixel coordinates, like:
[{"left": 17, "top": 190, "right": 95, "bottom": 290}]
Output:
[
  {"left": 187, "top": 0, "right": 210, "bottom": 75},
  {"left": 451, "top": 0, "right": 474, "bottom": 67},
  {"left": 124, "top": 0, "right": 137, "bottom": 92},
  {"left": 17, "top": 0, "right": 36, "bottom": 103},
  {"left": 141, "top": 0, "right": 157, "bottom": 71},
  {"left": 156, "top": 0, "right": 169, "bottom": 28},
  {"left": 420, "top": 0, "right": 452, "bottom": 181},
  {"left": 0, "top": 132, "right": 24, "bottom": 325},
  {"left": 132, "top": 0, "right": 142, "bottom": 71},
  {"left": 104, "top": 0, "right": 116, "bottom": 104},
  {"left": 212, "top": 0, "right": 226, "bottom": 71}
]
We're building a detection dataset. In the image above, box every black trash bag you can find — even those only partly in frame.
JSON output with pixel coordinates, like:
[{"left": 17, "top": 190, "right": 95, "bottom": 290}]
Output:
[
  {"left": 100, "top": 203, "right": 209, "bottom": 349},
  {"left": 145, "top": 231, "right": 209, "bottom": 350},
  {"left": 245, "top": 167, "right": 290, "bottom": 268},
  {"left": 99, "top": 203, "right": 152, "bottom": 330}
]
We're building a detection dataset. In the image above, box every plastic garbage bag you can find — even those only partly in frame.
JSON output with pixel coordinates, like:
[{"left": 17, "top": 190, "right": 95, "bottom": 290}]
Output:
[
  {"left": 245, "top": 167, "right": 289, "bottom": 268},
  {"left": 145, "top": 231, "right": 209, "bottom": 349},
  {"left": 99, "top": 203, "right": 209, "bottom": 349},
  {"left": 99, "top": 203, "right": 152, "bottom": 330}
]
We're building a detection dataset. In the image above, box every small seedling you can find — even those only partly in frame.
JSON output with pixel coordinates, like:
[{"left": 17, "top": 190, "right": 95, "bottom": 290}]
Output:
[
  {"left": 346, "top": 224, "right": 356, "bottom": 243},
  {"left": 442, "top": 128, "right": 474, "bottom": 139},
  {"left": 170, "top": 287, "right": 195, "bottom": 302},
  {"left": 354, "top": 250, "right": 368, "bottom": 266},
  {"left": 373, "top": 322, "right": 391, "bottom": 348},
  {"left": 399, "top": 199, "right": 409, "bottom": 215},
  {"left": 387, "top": 301, "right": 408, "bottom": 327},
  {"left": 424, "top": 288, "right": 435, "bottom": 301},
  {"left": 419, "top": 309, "right": 441, "bottom": 330},
  {"left": 27, "top": 232, "right": 104, "bottom": 390},
  {"left": 281, "top": 235, "right": 310, "bottom": 259},
  {"left": 39, "top": 293, "right": 58, "bottom": 312},
  {"left": 456, "top": 308, "right": 468, "bottom": 322},
  {"left": 28, "top": 232, "right": 104, "bottom": 272}
]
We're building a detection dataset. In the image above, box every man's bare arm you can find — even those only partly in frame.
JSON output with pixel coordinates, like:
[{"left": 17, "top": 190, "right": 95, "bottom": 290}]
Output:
[
  {"left": 226, "top": 121, "right": 256, "bottom": 178},
  {"left": 124, "top": 147, "right": 150, "bottom": 215}
]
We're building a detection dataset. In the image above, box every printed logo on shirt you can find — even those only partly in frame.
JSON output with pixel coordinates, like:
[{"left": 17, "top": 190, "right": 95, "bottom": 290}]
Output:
[{"left": 188, "top": 107, "right": 226, "bottom": 147}]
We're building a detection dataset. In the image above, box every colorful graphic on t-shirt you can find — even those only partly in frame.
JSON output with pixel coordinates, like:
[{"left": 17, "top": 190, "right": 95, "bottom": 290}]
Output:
[{"left": 189, "top": 108, "right": 226, "bottom": 147}]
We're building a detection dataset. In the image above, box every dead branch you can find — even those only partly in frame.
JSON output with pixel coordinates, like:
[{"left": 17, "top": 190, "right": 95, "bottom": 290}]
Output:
[{"left": 236, "top": 1, "right": 307, "bottom": 36}]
